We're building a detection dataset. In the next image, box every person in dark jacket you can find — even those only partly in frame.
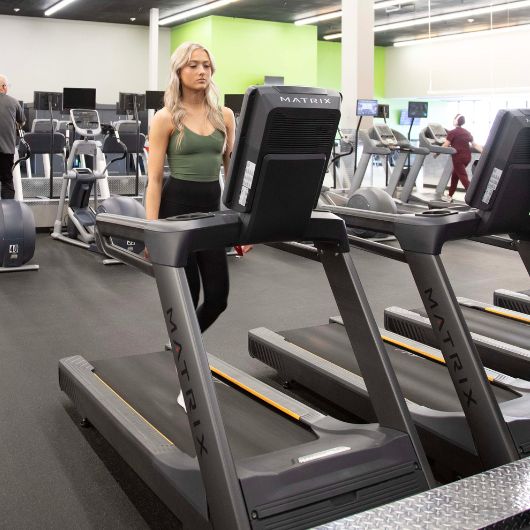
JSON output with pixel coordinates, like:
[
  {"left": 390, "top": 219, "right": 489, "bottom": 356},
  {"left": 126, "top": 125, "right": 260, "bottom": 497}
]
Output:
[{"left": 0, "top": 74, "right": 25, "bottom": 199}]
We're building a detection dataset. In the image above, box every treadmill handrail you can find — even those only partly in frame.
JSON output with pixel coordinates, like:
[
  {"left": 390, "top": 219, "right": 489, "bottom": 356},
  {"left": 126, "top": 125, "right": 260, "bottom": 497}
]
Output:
[{"left": 319, "top": 205, "right": 481, "bottom": 254}]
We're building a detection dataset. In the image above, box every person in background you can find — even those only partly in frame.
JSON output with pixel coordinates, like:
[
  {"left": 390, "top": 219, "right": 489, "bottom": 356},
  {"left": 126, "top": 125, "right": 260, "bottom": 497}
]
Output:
[
  {"left": 0, "top": 74, "right": 25, "bottom": 199},
  {"left": 441, "top": 114, "right": 482, "bottom": 202},
  {"left": 145, "top": 42, "right": 235, "bottom": 333}
]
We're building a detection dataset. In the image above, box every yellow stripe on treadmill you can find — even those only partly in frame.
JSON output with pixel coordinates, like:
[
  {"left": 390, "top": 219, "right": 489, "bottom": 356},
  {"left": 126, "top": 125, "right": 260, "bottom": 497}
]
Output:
[
  {"left": 381, "top": 335, "right": 494, "bottom": 383},
  {"left": 484, "top": 307, "right": 530, "bottom": 324},
  {"left": 95, "top": 374, "right": 174, "bottom": 445},
  {"left": 210, "top": 366, "right": 301, "bottom": 421}
]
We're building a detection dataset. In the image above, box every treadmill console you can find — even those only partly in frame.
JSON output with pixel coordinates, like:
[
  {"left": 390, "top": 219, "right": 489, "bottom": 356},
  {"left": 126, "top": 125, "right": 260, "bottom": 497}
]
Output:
[
  {"left": 466, "top": 108, "right": 530, "bottom": 237},
  {"left": 373, "top": 123, "right": 398, "bottom": 147},
  {"left": 427, "top": 123, "right": 448, "bottom": 145},
  {"left": 223, "top": 85, "right": 341, "bottom": 242},
  {"left": 70, "top": 109, "right": 101, "bottom": 137}
]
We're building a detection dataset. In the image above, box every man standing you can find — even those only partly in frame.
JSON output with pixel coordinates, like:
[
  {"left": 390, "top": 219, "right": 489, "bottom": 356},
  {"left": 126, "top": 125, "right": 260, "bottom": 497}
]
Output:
[{"left": 0, "top": 74, "right": 25, "bottom": 199}]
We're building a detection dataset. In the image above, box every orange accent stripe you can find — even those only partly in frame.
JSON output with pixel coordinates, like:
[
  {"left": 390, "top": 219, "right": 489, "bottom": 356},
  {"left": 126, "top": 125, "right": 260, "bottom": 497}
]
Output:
[
  {"left": 484, "top": 307, "right": 530, "bottom": 324},
  {"left": 210, "top": 366, "right": 301, "bottom": 421},
  {"left": 94, "top": 374, "right": 174, "bottom": 445},
  {"left": 381, "top": 335, "right": 495, "bottom": 383}
]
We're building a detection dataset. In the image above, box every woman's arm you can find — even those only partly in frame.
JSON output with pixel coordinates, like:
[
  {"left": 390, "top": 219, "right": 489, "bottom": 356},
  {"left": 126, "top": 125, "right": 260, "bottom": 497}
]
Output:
[
  {"left": 145, "top": 109, "right": 173, "bottom": 221},
  {"left": 471, "top": 141, "right": 483, "bottom": 153},
  {"left": 222, "top": 107, "right": 236, "bottom": 181}
]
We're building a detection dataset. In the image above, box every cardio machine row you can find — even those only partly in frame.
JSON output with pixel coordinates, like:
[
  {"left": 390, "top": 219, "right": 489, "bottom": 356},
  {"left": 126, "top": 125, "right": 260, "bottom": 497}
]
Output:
[{"left": 59, "top": 87, "right": 529, "bottom": 529}]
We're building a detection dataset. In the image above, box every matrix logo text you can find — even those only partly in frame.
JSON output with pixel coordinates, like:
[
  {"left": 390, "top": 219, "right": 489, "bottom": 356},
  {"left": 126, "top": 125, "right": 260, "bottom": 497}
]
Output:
[{"left": 280, "top": 96, "right": 332, "bottom": 104}]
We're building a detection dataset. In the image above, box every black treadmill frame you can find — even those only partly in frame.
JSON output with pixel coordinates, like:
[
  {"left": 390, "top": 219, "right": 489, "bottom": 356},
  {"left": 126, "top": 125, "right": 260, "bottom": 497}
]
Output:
[{"left": 95, "top": 210, "right": 434, "bottom": 527}]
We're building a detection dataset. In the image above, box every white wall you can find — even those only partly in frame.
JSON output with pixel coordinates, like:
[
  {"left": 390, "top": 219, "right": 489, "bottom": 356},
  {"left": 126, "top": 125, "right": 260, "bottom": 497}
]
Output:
[
  {"left": 0, "top": 15, "right": 171, "bottom": 104},
  {"left": 385, "top": 27, "right": 530, "bottom": 98}
]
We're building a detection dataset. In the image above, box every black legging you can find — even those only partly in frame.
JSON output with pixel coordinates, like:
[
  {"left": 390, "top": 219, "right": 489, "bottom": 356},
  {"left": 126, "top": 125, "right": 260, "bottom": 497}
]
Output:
[
  {"left": 0, "top": 153, "right": 15, "bottom": 199},
  {"left": 159, "top": 177, "right": 229, "bottom": 333}
]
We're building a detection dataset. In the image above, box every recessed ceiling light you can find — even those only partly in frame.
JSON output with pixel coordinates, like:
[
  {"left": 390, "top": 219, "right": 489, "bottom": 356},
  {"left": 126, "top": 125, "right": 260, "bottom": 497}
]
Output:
[
  {"left": 130, "top": 17, "right": 136, "bottom": 21},
  {"left": 44, "top": 0, "right": 78, "bottom": 17},
  {"left": 394, "top": 22, "right": 530, "bottom": 46},
  {"left": 375, "top": 0, "right": 530, "bottom": 32},
  {"left": 468, "top": 18, "right": 475, "bottom": 22},
  {"left": 159, "top": 0, "right": 239, "bottom": 26},
  {"left": 13, "top": 7, "right": 20, "bottom": 12}
]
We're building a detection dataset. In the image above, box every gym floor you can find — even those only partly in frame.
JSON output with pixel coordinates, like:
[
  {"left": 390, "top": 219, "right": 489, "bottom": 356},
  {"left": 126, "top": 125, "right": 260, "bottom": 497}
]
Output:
[{"left": 1, "top": 233, "right": 526, "bottom": 528}]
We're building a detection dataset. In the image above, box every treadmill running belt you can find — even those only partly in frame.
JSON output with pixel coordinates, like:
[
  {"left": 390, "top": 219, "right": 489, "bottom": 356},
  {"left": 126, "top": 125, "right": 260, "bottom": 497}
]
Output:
[
  {"left": 282, "top": 324, "right": 516, "bottom": 412},
  {"left": 92, "top": 350, "right": 316, "bottom": 459},
  {"left": 415, "top": 306, "right": 530, "bottom": 349}
]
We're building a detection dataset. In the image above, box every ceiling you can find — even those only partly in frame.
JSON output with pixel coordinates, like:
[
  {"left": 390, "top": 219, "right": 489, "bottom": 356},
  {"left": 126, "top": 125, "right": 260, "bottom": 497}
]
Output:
[{"left": 1, "top": 0, "right": 529, "bottom": 46}]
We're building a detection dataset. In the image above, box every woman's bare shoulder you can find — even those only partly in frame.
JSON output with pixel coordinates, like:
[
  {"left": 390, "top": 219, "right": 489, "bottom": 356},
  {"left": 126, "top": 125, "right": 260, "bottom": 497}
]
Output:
[{"left": 152, "top": 107, "right": 174, "bottom": 133}]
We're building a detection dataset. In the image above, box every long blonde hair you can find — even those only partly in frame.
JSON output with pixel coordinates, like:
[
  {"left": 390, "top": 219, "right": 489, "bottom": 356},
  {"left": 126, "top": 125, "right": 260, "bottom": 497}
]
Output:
[{"left": 164, "top": 42, "right": 226, "bottom": 148}]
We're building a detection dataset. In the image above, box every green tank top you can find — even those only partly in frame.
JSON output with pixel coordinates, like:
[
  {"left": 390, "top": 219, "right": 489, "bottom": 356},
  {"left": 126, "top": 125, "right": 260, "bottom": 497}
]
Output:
[{"left": 167, "top": 125, "right": 224, "bottom": 182}]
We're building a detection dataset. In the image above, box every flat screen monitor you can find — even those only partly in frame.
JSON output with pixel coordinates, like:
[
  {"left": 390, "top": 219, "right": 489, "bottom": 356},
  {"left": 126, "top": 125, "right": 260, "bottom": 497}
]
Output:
[
  {"left": 377, "top": 104, "right": 389, "bottom": 119},
  {"left": 264, "top": 76, "right": 284, "bottom": 85},
  {"left": 33, "top": 91, "right": 63, "bottom": 111},
  {"left": 224, "top": 94, "right": 245, "bottom": 115},
  {"left": 63, "top": 88, "right": 96, "bottom": 110},
  {"left": 356, "top": 99, "right": 378, "bottom": 117},
  {"left": 145, "top": 90, "right": 165, "bottom": 110},
  {"left": 466, "top": 108, "right": 530, "bottom": 237},
  {"left": 408, "top": 101, "right": 428, "bottom": 119},
  {"left": 118, "top": 92, "right": 146, "bottom": 113},
  {"left": 399, "top": 109, "right": 413, "bottom": 126}
]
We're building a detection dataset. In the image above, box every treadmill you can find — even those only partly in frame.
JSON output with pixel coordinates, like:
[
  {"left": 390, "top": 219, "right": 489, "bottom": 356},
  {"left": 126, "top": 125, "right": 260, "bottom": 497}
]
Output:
[
  {"left": 384, "top": 295, "right": 530, "bottom": 379},
  {"left": 58, "top": 86, "right": 433, "bottom": 529},
  {"left": 494, "top": 288, "right": 530, "bottom": 314},
  {"left": 249, "top": 108, "right": 530, "bottom": 482},
  {"left": 385, "top": 233, "right": 530, "bottom": 378},
  {"left": 494, "top": 243, "right": 530, "bottom": 314},
  {"left": 399, "top": 123, "right": 457, "bottom": 207},
  {"left": 364, "top": 124, "right": 430, "bottom": 213}
]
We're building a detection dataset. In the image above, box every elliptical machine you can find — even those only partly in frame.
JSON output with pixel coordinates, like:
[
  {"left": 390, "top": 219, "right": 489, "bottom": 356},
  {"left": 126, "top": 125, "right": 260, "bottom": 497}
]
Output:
[
  {"left": 0, "top": 128, "right": 39, "bottom": 272},
  {"left": 51, "top": 108, "right": 145, "bottom": 262}
]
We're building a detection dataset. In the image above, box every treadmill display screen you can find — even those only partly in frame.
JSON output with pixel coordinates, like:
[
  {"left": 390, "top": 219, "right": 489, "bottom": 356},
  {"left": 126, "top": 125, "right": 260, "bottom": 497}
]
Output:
[
  {"left": 145, "top": 90, "right": 165, "bottom": 110},
  {"left": 408, "top": 101, "right": 429, "bottom": 119},
  {"left": 70, "top": 109, "right": 101, "bottom": 136},
  {"left": 33, "top": 91, "right": 63, "bottom": 111},
  {"left": 428, "top": 123, "right": 447, "bottom": 143},
  {"left": 375, "top": 124, "right": 396, "bottom": 143},
  {"left": 119, "top": 92, "right": 146, "bottom": 113},
  {"left": 356, "top": 99, "right": 379, "bottom": 117},
  {"left": 63, "top": 88, "right": 96, "bottom": 110},
  {"left": 224, "top": 94, "right": 245, "bottom": 115}
]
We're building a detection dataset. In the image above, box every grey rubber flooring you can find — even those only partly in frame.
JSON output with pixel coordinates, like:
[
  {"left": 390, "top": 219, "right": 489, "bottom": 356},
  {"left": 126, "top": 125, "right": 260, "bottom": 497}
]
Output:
[{"left": 0, "top": 233, "right": 526, "bottom": 528}]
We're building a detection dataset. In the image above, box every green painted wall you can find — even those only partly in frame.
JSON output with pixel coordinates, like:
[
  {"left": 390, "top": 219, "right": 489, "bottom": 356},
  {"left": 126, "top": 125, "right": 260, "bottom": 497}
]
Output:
[
  {"left": 316, "top": 42, "right": 386, "bottom": 97},
  {"left": 317, "top": 41, "right": 341, "bottom": 90},
  {"left": 374, "top": 46, "right": 386, "bottom": 99},
  {"left": 170, "top": 18, "right": 386, "bottom": 100},
  {"left": 170, "top": 16, "right": 317, "bottom": 98},
  {"left": 209, "top": 17, "right": 317, "bottom": 98},
  {"left": 170, "top": 17, "right": 213, "bottom": 52}
]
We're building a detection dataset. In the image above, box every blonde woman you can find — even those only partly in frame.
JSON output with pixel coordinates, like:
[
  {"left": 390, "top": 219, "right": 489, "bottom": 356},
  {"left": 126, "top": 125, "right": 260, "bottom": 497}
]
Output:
[{"left": 146, "top": 42, "right": 235, "bottom": 332}]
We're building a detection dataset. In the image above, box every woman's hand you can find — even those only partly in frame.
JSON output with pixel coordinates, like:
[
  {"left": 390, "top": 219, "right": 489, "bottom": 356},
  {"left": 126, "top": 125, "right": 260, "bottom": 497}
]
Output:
[{"left": 234, "top": 245, "right": 253, "bottom": 256}]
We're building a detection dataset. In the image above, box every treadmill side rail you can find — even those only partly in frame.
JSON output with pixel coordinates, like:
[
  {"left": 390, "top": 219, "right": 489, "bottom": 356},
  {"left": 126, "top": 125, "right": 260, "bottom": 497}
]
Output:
[{"left": 58, "top": 355, "right": 210, "bottom": 529}]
